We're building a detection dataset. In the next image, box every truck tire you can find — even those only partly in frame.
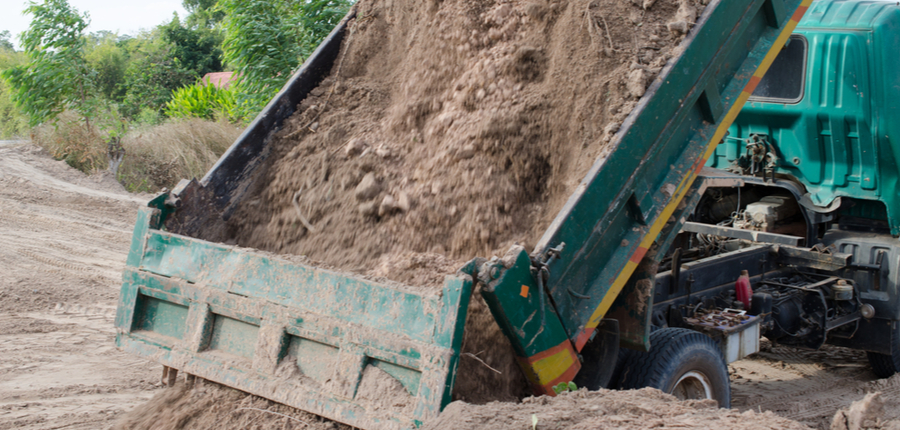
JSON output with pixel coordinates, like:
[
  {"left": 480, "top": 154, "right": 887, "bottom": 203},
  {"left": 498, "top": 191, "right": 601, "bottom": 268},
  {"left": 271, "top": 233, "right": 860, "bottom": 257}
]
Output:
[
  {"left": 617, "top": 327, "right": 731, "bottom": 408},
  {"left": 867, "top": 325, "right": 900, "bottom": 378},
  {"left": 573, "top": 320, "right": 620, "bottom": 390}
]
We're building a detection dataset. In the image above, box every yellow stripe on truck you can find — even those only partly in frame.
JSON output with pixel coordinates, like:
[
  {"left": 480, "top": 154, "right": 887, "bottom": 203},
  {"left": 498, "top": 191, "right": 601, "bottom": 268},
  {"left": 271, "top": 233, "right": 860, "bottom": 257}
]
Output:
[{"left": 575, "top": 0, "right": 813, "bottom": 350}]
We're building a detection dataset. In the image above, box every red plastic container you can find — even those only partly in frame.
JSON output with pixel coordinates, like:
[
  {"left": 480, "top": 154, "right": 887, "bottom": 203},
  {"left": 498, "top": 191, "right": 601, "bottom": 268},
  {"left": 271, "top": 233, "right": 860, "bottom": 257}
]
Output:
[{"left": 735, "top": 270, "right": 752, "bottom": 309}]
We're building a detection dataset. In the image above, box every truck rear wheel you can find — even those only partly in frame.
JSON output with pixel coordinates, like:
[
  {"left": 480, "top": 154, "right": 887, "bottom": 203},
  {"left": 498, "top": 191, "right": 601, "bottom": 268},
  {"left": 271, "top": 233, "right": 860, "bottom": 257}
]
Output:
[
  {"left": 867, "top": 325, "right": 900, "bottom": 378},
  {"left": 617, "top": 327, "right": 731, "bottom": 407}
]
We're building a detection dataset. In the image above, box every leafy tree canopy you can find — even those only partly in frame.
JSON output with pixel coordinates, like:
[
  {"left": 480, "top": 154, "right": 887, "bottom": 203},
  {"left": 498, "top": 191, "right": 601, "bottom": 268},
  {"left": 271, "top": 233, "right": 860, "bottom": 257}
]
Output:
[
  {"left": 217, "top": 0, "right": 351, "bottom": 121},
  {"left": 293, "top": 0, "right": 352, "bottom": 58},
  {"left": 84, "top": 31, "right": 128, "bottom": 101},
  {"left": 183, "top": 0, "right": 224, "bottom": 28},
  {"left": 120, "top": 31, "right": 196, "bottom": 119},
  {"left": 0, "top": 30, "right": 14, "bottom": 51},
  {"left": 1, "top": 0, "right": 97, "bottom": 126},
  {"left": 160, "top": 15, "right": 223, "bottom": 78}
]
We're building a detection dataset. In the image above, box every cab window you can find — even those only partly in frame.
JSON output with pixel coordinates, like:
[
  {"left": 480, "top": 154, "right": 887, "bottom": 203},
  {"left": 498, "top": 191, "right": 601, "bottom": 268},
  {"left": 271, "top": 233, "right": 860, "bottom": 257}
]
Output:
[{"left": 750, "top": 35, "right": 807, "bottom": 103}]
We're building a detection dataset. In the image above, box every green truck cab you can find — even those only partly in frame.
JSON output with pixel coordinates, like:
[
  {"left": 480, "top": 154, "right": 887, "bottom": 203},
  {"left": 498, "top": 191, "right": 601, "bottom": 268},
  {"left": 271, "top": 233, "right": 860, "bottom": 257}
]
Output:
[
  {"left": 719, "top": 0, "right": 900, "bottom": 230},
  {"left": 687, "top": 0, "right": 900, "bottom": 375}
]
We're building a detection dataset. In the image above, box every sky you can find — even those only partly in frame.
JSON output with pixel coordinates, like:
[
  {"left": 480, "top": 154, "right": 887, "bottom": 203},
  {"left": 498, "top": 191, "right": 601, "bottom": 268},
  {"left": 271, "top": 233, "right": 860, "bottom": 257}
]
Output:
[{"left": 0, "top": 0, "right": 188, "bottom": 49}]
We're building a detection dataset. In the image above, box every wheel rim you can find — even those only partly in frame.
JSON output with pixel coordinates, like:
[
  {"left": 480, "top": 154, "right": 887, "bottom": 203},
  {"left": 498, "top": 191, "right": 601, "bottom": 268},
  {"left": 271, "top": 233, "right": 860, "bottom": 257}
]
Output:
[{"left": 671, "top": 370, "right": 713, "bottom": 401}]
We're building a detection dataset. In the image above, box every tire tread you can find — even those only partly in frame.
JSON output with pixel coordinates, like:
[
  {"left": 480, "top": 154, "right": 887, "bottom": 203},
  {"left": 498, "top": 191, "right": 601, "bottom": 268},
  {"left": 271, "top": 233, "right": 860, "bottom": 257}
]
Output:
[
  {"left": 867, "top": 325, "right": 900, "bottom": 379},
  {"left": 618, "top": 327, "right": 730, "bottom": 407}
]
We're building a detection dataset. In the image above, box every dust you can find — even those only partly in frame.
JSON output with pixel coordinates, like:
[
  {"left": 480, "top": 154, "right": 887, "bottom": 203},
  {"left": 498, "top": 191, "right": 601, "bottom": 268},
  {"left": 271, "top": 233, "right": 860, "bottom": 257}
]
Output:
[
  {"left": 422, "top": 387, "right": 813, "bottom": 430},
  {"left": 112, "top": 380, "right": 350, "bottom": 430}
]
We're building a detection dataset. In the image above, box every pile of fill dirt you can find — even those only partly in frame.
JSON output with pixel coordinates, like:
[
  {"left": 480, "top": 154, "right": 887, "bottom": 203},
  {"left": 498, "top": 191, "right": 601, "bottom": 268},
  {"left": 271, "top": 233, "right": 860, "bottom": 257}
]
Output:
[
  {"left": 421, "top": 387, "right": 813, "bottom": 430},
  {"left": 204, "top": 0, "right": 707, "bottom": 404},
  {"left": 830, "top": 392, "right": 900, "bottom": 430},
  {"left": 112, "top": 380, "right": 351, "bottom": 430},
  {"left": 223, "top": 0, "right": 703, "bottom": 281}
]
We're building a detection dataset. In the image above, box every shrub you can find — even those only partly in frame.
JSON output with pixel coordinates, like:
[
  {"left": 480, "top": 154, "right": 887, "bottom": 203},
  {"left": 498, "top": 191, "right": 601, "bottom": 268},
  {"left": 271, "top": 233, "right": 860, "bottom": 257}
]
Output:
[
  {"left": 0, "top": 79, "right": 29, "bottom": 139},
  {"left": 165, "top": 81, "right": 236, "bottom": 122},
  {"left": 32, "top": 111, "right": 107, "bottom": 173},
  {"left": 134, "top": 107, "right": 164, "bottom": 126}
]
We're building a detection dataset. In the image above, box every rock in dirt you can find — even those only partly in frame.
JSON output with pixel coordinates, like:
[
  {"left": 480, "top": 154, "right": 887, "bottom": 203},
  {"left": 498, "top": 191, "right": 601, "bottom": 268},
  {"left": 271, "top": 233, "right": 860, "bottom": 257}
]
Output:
[
  {"left": 378, "top": 194, "right": 397, "bottom": 216},
  {"left": 345, "top": 138, "right": 367, "bottom": 156},
  {"left": 626, "top": 68, "right": 649, "bottom": 98},
  {"left": 354, "top": 172, "right": 381, "bottom": 201}
]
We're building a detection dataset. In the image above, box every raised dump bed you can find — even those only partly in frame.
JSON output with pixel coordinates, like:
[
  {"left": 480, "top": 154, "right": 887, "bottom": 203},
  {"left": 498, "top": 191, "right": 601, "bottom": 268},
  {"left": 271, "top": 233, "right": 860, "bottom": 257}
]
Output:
[{"left": 116, "top": 1, "right": 811, "bottom": 428}]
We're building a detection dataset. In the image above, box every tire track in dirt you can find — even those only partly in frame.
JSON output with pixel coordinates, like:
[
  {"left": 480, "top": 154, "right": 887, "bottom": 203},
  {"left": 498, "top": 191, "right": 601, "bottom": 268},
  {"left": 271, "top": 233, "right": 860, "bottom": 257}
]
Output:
[
  {"left": 731, "top": 342, "right": 900, "bottom": 429},
  {"left": 15, "top": 249, "right": 95, "bottom": 273},
  {"left": 0, "top": 144, "right": 160, "bottom": 430},
  {"left": 0, "top": 305, "right": 162, "bottom": 430}
]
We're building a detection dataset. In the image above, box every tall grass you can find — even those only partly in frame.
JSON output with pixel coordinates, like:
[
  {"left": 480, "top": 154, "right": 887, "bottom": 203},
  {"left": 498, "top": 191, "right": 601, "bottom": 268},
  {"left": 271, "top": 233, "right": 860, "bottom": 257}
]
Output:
[
  {"left": 118, "top": 118, "right": 242, "bottom": 192},
  {"left": 32, "top": 111, "right": 108, "bottom": 172},
  {"left": 31, "top": 112, "right": 241, "bottom": 193}
]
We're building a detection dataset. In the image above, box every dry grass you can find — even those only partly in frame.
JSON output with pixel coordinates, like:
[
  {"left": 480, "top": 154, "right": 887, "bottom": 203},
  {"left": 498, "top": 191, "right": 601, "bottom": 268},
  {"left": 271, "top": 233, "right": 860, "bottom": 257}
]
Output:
[
  {"left": 32, "top": 112, "right": 108, "bottom": 173},
  {"left": 30, "top": 113, "right": 242, "bottom": 193},
  {"left": 118, "top": 119, "right": 242, "bottom": 192}
]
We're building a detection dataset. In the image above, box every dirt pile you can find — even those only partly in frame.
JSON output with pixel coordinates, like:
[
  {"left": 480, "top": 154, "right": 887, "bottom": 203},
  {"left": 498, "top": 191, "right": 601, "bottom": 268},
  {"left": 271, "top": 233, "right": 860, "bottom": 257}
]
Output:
[
  {"left": 223, "top": 0, "right": 704, "bottom": 279},
  {"left": 113, "top": 380, "right": 350, "bottom": 430},
  {"left": 422, "top": 387, "right": 812, "bottom": 430},
  {"left": 205, "top": 0, "right": 707, "bottom": 405},
  {"left": 831, "top": 392, "right": 900, "bottom": 430}
]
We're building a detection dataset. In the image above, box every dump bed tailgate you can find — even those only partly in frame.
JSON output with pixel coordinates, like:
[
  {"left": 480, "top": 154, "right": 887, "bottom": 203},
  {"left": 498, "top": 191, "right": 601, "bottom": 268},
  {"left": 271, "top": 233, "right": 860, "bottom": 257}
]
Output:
[{"left": 117, "top": 205, "right": 472, "bottom": 429}]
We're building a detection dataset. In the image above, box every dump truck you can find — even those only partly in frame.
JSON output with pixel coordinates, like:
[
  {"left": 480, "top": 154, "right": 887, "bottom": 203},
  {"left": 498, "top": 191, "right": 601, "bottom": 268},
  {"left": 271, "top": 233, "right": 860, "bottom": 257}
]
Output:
[
  {"left": 607, "top": 0, "right": 900, "bottom": 403},
  {"left": 110, "top": 0, "right": 898, "bottom": 428}
]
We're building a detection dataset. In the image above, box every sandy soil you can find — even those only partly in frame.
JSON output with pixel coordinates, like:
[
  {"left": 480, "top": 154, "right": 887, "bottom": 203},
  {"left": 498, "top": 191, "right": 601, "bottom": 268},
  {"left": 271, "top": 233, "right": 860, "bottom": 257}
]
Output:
[
  {"left": 0, "top": 143, "right": 162, "bottom": 430},
  {"left": 2, "top": 141, "right": 900, "bottom": 430},
  {"left": 423, "top": 387, "right": 812, "bottom": 430},
  {"left": 731, "top": 341, "right": 900, "bottom": 429}
]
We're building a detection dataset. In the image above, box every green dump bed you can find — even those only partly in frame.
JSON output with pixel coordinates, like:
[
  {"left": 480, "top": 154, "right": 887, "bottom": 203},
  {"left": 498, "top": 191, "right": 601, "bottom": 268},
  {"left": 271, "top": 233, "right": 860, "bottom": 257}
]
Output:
[{"left": 115, "top": 1, "right": 811, "bottom": 428}]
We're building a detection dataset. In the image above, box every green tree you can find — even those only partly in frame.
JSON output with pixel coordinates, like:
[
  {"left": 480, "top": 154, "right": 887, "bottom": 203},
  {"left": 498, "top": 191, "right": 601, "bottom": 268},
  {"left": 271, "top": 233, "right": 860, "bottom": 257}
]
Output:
[
  {"left": 120, "top": 31, "right": 196, "bottom": 119},
  {"left": 218, "top": 0, "right": 303, "bottom": 120},
  {"left": 1, "top": 0, "right": 96, "bottom": 127},
  {"left": 84, "top": 31, "right": 128, "bottom": 101},
  {"left": 293, "top": 1, "right": 352, "bottom": 59},
  {"left": 217, "top": 0, "right": 351, "bottom": 121},
  {"left": 159, "top": 15, "right": 223, "bottom": 78},
  {"left": 0, "top": 31, "right": 14, "bottom": 51},
  {"left": 183, "top": 0, "right": 224, "bottom": 28},
  {"left": 0, "top": 44, "right": 29, "bottom": 138}
]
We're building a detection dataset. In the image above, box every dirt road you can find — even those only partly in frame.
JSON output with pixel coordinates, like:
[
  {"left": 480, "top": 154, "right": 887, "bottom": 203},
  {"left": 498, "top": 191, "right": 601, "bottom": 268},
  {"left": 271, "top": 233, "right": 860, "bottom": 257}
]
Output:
[
  {"left": 0, "top": 143, "right": 162, "bottom": 430},
  {"left": 731, "top": 342, "right": 900, "bottom": 428},
  {"left": 0, "top": 142, "right": 897, "bottom": 429}
]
